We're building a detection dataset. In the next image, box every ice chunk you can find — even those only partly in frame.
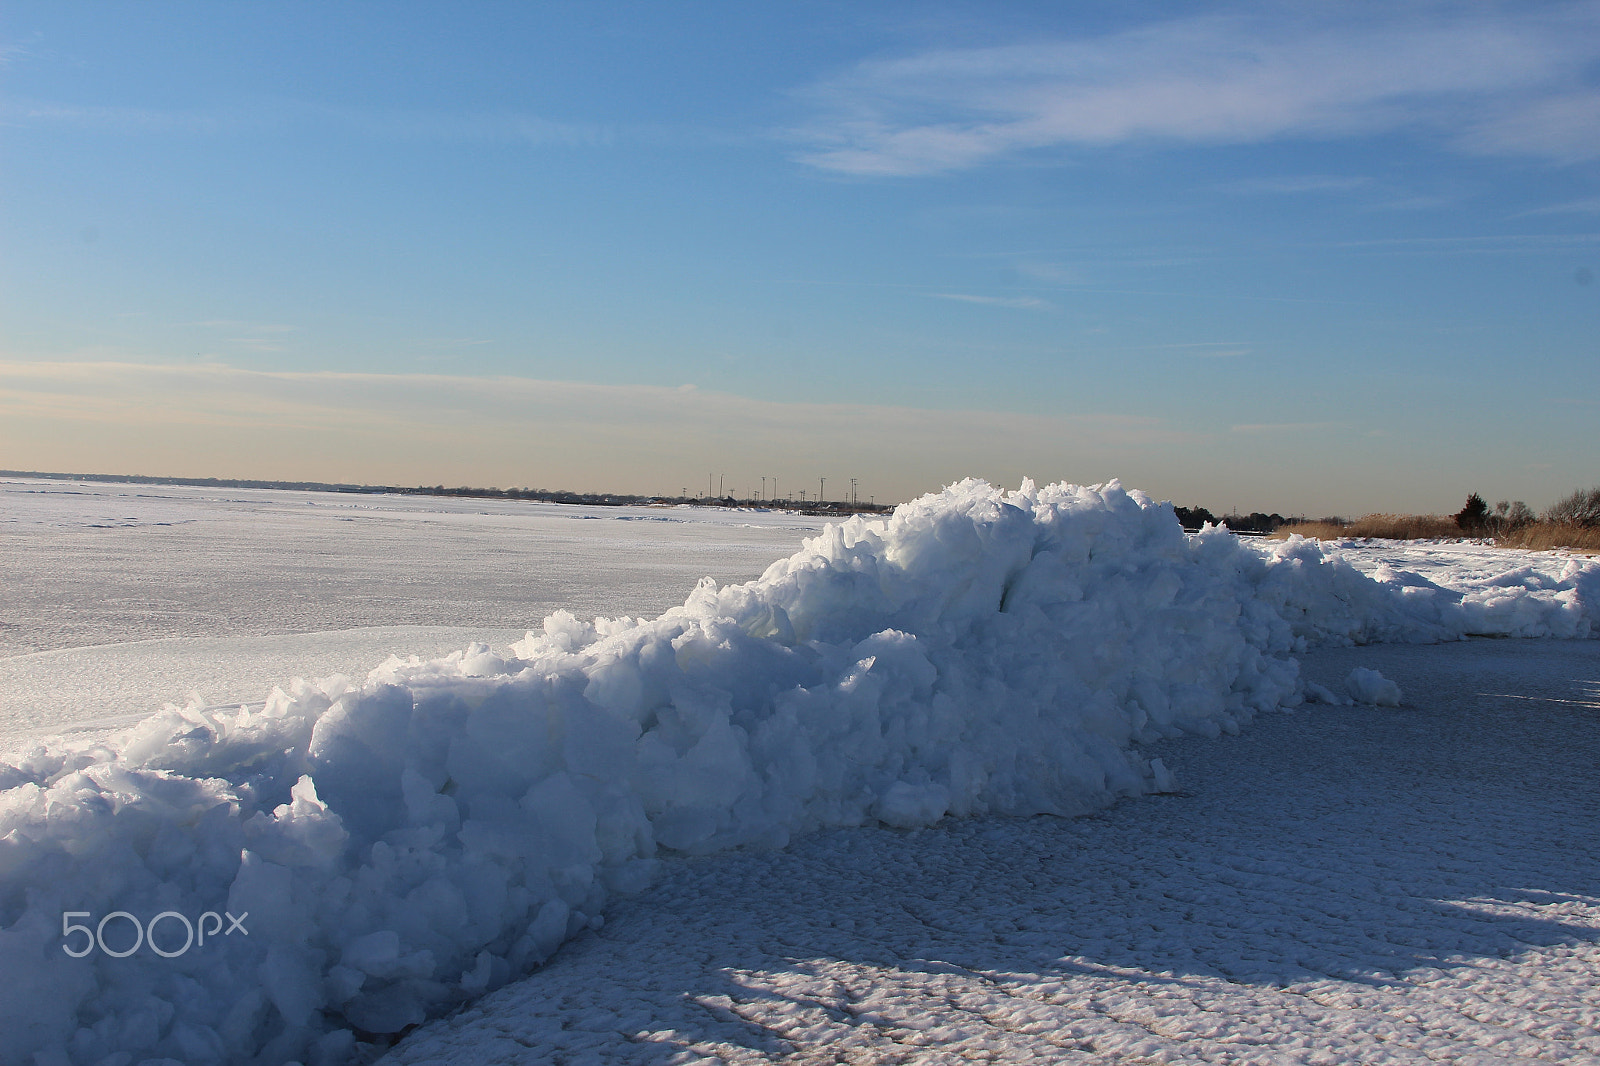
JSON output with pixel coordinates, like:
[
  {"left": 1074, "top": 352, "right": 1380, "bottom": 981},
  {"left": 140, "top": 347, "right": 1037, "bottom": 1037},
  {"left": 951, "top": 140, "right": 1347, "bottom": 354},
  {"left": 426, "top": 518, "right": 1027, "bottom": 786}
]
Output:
[
  {"left": 1345, "top": 667, "right": 1403, "bottom": 706},
  {"left": 875, "top": 781, "right": 952, "bottom": 828},
  {"left": 1149, "top": 758, "right": 1179, "bottom": 793}
]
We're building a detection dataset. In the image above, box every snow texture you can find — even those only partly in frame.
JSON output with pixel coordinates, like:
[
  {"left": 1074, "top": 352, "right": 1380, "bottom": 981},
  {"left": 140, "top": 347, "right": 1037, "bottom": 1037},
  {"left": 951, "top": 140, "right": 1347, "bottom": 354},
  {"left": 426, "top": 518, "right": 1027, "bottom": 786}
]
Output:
[{"left": 1, "top": 478, "right": 1595, "bottom": 1065}]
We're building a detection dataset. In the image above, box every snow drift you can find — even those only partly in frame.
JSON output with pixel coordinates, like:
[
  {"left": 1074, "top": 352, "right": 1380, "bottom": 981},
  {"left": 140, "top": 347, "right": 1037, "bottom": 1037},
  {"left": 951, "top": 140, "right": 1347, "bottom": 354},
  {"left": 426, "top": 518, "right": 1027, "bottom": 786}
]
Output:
[{"left": 1, "top": 479, "right": 1595, "bottom": 1065}]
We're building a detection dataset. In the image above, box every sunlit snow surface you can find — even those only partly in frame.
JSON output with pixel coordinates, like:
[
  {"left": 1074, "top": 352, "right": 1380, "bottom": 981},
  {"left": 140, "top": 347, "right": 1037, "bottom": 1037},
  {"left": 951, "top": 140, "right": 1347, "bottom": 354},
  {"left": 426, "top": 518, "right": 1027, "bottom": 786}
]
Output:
[
  {"left": 0, "top": 477, "right": 1596, "bottom": 1066},
  {"left": 389, "top": 640, "right": 1600, "bottom": 1066}
]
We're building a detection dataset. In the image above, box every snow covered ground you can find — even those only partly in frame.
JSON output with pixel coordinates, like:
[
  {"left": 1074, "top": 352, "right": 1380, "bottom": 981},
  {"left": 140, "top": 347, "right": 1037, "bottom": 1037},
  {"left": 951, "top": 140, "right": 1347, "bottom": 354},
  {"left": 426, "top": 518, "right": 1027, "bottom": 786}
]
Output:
[
  {"left": 387, "top": 638, "right": 1600, "bottom": 1066},
  {"left": 0, "top": 476, "right": 1595, "bottom": 1065}
]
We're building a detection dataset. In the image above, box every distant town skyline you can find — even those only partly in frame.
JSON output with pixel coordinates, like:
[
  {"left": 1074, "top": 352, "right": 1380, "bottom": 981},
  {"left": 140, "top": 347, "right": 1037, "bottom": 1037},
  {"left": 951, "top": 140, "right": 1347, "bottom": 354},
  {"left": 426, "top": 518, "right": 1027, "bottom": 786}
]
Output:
[{"left": 3, "top": 2, "right": 1597, "bottom": 516}]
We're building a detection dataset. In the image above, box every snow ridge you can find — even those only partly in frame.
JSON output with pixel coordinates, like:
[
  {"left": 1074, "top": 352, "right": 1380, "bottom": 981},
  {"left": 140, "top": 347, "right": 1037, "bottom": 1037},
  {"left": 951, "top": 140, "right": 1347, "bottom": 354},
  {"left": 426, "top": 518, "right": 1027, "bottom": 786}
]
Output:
[{"left": 0, "top": 479, "right": 1594, "bottom": 1065}]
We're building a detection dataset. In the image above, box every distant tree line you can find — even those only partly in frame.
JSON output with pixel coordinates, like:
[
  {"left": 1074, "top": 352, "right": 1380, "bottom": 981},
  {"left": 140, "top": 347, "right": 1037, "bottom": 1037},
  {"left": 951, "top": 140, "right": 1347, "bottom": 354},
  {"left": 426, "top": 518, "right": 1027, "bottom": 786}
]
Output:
[
  {"left": 1455, "top": 486, "right": 1599, "bottom": 533},
  {"left": 0, "top": 470, "right": 890, "bottom": 514},
  {"left": 43, "top": 468, "right": 1599, "bottom": 534},
  {"left": 1173, "top": 505, "right": 1288, "bottom": 534},
  {"left": 0, "top": 469, "right": 652, "bottom": 505}
]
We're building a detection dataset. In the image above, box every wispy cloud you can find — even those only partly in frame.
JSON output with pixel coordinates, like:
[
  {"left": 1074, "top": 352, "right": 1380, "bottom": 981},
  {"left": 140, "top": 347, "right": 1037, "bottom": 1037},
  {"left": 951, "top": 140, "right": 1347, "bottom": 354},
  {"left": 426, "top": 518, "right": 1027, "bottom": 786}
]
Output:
[
  {"left": 316, "top": 105, "right": 617, "bottom": 148},
  {"left": 1218, "top": 175, "right": 1370, "bottom": 195},
  {"left": 418, "top": 337, "right": 496, "bottom": 348},
  {"left": 1136, "top": 342, "right": 1251, "bottom": 358},
  {"left": 1230, "top": 421, "right": 1341, "bottom": 434},
  {"left": 224, "top": 338, "right": 288, "bottom": 353},
  {"left": 178, "top": 320, "right": 297, "bottom": 353},
  {"left": 0, "top": 96, "right": 647, "bottom": 148},
  {"left": 1331, "top": 232, "right": 1600, "bottom": 252},
  {"left": 933, "top": 292, "right": 1054, "bottom": 310},
  {"left": 1515, "top": 196, "right": 1600, "bottom": 216},
  {"left": 792, "top": 7, "right": 1600, "bottom": 175},
  {"left": 1456, "top": 89, "right": 1600, "bottom": 162},
  {"left": 0, "top": 98, "right": 227, "bottom": 134},
  {"left": 1360, "top": 194, "right": 1459, "bottom": 212},
  {"left": 183, "top": 320, "right": 296, "bottom": 332},
  {"left": 1012, "top": 260, "right": 1085, "bottom": 285}
]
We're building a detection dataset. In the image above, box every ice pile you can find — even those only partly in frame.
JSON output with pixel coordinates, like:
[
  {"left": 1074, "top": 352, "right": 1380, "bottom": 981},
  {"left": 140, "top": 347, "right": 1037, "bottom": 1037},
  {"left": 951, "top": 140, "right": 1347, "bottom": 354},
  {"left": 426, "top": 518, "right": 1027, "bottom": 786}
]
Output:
[
  {"left": 1, "top": 479, "right": 1595, "bottom": 1066},
  {"left": 1255, "top": 538, "right": 1599, "bottom": 645}
]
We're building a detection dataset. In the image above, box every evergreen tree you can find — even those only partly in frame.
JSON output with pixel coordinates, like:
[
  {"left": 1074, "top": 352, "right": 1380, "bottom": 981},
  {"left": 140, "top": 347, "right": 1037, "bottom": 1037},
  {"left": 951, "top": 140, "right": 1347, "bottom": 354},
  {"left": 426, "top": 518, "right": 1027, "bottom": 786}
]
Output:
[{"left": 1455, "top": 492, "right": 1489, "bottom": 531}]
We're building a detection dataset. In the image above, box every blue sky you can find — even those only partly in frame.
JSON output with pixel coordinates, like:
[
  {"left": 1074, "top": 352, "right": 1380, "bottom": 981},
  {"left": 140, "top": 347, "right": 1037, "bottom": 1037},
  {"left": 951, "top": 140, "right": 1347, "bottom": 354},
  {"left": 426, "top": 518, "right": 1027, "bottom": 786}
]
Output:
[{"left": 2, "top": 1, "right": 1596, "bottom": 514}]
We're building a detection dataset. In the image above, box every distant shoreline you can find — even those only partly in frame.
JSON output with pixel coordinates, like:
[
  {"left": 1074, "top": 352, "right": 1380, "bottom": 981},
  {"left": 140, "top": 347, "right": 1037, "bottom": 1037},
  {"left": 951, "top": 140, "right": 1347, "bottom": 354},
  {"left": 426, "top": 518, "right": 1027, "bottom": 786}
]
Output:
[{"left": 0, "top": 469, "right": 894, "bottom": 517}]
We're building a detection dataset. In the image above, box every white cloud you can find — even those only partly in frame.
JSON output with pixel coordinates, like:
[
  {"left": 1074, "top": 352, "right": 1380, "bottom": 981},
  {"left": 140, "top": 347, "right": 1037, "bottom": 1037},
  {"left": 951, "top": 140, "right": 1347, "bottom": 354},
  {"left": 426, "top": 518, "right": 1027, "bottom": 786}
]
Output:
[{"left": 793, "top": 6, "right": 1600, "bottom": 174}]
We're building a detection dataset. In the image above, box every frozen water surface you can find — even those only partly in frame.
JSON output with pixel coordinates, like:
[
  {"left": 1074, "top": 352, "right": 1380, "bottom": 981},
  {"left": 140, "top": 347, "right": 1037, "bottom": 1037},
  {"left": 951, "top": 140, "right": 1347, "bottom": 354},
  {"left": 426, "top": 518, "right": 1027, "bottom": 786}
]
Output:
[{"left": 0, "top": 477, "right": 820, "bottom": 749}]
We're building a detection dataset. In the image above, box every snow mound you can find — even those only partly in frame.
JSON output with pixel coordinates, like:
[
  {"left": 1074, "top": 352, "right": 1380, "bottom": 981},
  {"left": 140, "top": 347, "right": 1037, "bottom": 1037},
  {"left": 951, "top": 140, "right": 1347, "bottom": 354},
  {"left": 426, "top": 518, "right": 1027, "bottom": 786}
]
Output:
[
  {"left": 1345, "top": 667, "right": 1403, "bottom": 706},
  {"left": 1, "top": 479, "right": 1595, "bottom": 1066}
]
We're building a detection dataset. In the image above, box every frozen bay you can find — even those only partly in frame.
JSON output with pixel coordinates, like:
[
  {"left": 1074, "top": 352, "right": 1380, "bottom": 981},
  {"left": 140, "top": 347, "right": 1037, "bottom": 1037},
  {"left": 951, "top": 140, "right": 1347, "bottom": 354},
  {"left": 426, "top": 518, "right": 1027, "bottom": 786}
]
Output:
[{"left": 0, "top": 477, "right": 821, "bottom": 750}]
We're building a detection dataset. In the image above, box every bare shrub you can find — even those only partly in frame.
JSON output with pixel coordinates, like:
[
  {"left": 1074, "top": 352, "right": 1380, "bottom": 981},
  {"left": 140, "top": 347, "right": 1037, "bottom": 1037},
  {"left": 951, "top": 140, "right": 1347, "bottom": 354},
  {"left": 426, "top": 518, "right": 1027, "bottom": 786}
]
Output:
[
  {"left": 1543, "top": 486, "right": 1600, "bottom": 527},
  {"left": 1497, "top": 499, "right": 1536, "bottom": 528}
]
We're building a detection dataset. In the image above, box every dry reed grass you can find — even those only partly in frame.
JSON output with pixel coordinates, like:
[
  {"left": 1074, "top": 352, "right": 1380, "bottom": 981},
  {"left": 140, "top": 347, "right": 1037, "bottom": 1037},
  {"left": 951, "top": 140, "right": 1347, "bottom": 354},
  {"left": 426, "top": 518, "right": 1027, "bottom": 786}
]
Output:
[
  {"left": 1276, "top": 514, "right": 1459, "bottom": 541},
  {"left": 1495, "top": 523, "right": 1600, "bottom": 553},
  {"left": 1275, "top": 515, "right": 1600, "bottom": 554},
  {"left": 1272, "top": 521, "right": 1348, "bottom": 540}
]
